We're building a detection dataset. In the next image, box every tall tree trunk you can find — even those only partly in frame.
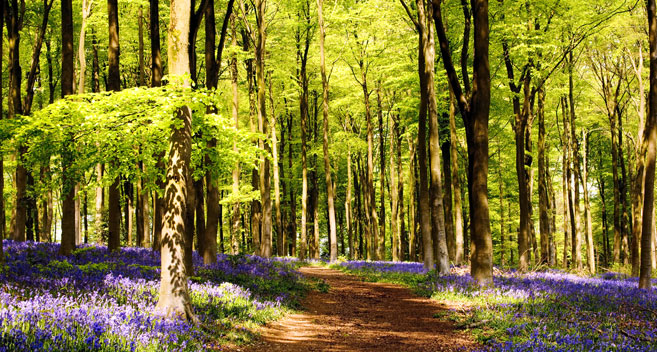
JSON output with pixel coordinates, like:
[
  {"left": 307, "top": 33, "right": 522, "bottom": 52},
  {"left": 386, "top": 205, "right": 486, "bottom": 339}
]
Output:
[
  {"left": 598, "top": 157, "right": 610, "bottom": 267},
  {"left": 568, "top": 59, "right": 582, "bottom": 270},
  {"left": 242, "top": 19, "right": 261, "bottom": 256},
  {"left": 140, "top": 165, "right": 150, "bottom": 247},
  {"left": 6, "top": 0, "right": 24, "bottom": 243},
  {"left": 297, "top": 10, "right": 310, "bottom": 260},
  {"left": 408, "top": 137, "right": 417, "bottom": 261},
  {"left": 195, "top": 179, "right": 205, "bottom": 257},
  {"left": 390, "top": 112, "right": 400, "bottom": 261},
  {"left": 311, "top": 95, "right": 320, "bottom": 258},
  {"left": 582, "top": 132, "right": 596, "bottom": 273},
  {"left": 77, "top": 0, "right": 92, "bottom": 93},
  {"left": 107, "top": 0, "right": 122, "bottom": 252},
  {"left": 639, "top": 0, "right": 657, "bottom": 289},
  {"left": 441, "top": 110, "right": 455, "bottom": 262},
  {"left": 537, "top": 88, "right": 550, "bottom": 265},
  {"left": 433, "top": 0, "right": 493, "bottom": 284},
  {"left": 0, "top": 0, "right": 4, "bottom": 260},
  {"left": 268, "top": 75, "right": 284, "bottom": 257},
  {"left": 156, "top": 0, "right": 197, "bottom": 320},
  {"left": 346, "top": 147, "right": 354, "bottom": 259},
  {"left": 397, "top": 128, "right": 406, "bottom": 260},
  {"left": 202, "top": 0, "right": 219, "bottom": 264},
  {"left": 414, "top": 17, "right": 434, "bottom": 269},
  {"left": 150, "top": 0, "right": 164, "bottom": 251},
  {"left": 424, "top": 3, "right": 449, "bottom": 273},
  {"left": 611, "top": 106, "right": 622, "bottom": 265},
  {"left": 229, "top": 13, "right": 241, "bottom": 255},
  {"left": 561, "top": 111, "right": 571, "bottom": 268},
  {"left": 318, "top": 0, "right": 338, "bottom": 262},
  {"left": 631, "top": 43, "right": 646, "bottom": 277},
  {"left": 450, "top": 95, "right": 464, "bottom": 265},
  {"left": 138, "top": 6, "right": 145, "bottom": 86},
  {"left": 58, "top": 0, "right": 76, "bottom": 254},
  {"left": 376, "top": 83, "right": 386, "bottom": 260},
  {"left": 255, "top": 0, "right": 272, "bottom": 258}
]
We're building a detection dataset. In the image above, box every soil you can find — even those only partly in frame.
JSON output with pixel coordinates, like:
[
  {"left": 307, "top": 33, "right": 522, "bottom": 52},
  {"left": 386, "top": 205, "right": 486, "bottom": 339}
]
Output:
[{"left": 229, "top": 266, "right": 478, "bottom": 352}]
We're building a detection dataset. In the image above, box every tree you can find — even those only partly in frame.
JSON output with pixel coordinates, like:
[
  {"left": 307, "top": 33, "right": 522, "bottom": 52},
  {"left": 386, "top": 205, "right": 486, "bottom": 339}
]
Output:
[
  {"left": 107, "top": 0, "right": 122, "bottom": 252},
  {"left": 318, "top": 0, "right": 338, "bottom": 263},
  {"left": 59, "top": 0, "right": 75, "bottom": 255},
  {"left": 433, "top": 0, "right": 493, "bottom": 284},
  {"left": 639, "top": 0, "right": 657, "bottom": 290},
  {"left": 156, "top": 0, "right": 197, "bottom": 320}
]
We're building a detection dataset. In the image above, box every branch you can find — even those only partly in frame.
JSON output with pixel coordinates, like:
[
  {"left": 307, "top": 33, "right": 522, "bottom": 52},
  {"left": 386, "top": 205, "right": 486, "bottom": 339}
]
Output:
[
  {"left": 432, "top": 0, "right": 469, "bottom": 120},
  {"left": 399, "top": 0, "right": 419, "bottom": 30},
  {"left": 216, "top": 0, "right": 236, "bottom": 75}
]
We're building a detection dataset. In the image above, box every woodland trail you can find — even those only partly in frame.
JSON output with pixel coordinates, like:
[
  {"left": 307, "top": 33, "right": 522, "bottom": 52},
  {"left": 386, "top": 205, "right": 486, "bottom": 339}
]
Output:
[{"left": 233, "top": 266, "right": 477, "bottom": 352}]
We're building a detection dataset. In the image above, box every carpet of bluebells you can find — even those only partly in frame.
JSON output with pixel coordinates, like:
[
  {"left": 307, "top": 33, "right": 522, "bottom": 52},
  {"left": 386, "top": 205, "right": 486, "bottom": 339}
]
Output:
[
  {"left": 0, "top": 240, "right": 306, "bottom": 352},
  {"left": 336, "top": 260, "right": 657, "bottom": 352}
]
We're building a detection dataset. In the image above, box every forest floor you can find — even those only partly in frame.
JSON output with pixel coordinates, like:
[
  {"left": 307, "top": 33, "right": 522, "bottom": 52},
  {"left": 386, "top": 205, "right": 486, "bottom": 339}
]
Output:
[{"left": 228, "top": 266, "right": 477, "bottom": 352}]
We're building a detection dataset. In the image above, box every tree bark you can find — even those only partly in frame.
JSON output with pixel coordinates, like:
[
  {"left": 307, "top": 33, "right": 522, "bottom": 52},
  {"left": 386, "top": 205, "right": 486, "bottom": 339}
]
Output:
[
  {"left": 568, "top": 58, "right": 582, "bottom": 270},
  {"left": 58, "top": 0, "right": 75, "bottom": 254},
  {"left": 268, "top": 74, "right": 284, "bottom": 257},
  {"left": 150, "top": 0, "right": 163, "bottom": 251},
  {"left": 0, "top": 0, "right": 4, "bottom": 261},
  {"left": 449, "top": 95, "right": 464, "bottom": 265},
  {"left": 433, "top": 0, "right": 492, "bottom": 284},
  {"left": 639, "top": 0, "right": 657, "bottom": 289},
  {"left": 318, "top": 0, "right": 338, "bottom": 262},
  {"left": 254, "top": 0, "right": 272, "bottom": 258},
  {"left": 390, "top": 112, "right": 400, "bottom": 262},
  {"left": 107, "top": 0, "right": 122, "bottom": 252},
  {"left": 297, "top": 7, "right": 310, "bottom": 260},
  {"left": 582, "top": 132, "right": 596, "bottom": 273},
  {"left": 630, "top": 43, "right": 646, "bottom": 277},
  {"left": 537, "top": 87, "right": 550, "bottom": 265},
  {"left": 77, "top": 0, "right": 92, "bottom": 93},
  {"left": 156, "top": 0, "right": 197, "bottom": 320},
  {"left": 376, "top": 83, "right": 386, "bottom": 260},
  {"left": 203, "top": 0, "right": 219, "bottom": 264},
  {"left": 424, "top": 2, "right": 449, "bottom": 273},
  {"left": 229, "top": 12, "right": 241, "bottom": 255},
  {"left": 413, "top": 12, "right": 434, "bottom": 269}
]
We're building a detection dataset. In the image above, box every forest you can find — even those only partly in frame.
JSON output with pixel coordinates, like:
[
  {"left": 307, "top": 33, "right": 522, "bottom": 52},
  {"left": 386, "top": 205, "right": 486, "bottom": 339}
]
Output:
[{"left": 1, "top": 0, "right": 657, "bottom": 350}]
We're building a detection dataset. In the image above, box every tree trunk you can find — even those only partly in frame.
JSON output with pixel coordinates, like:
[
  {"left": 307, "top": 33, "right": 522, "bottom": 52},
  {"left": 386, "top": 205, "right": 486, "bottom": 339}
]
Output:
[
  {"left": 376, "top": 83, "right": 386, "bottom": 260},
  {"left": 149, "top": 0, "right": 163, "bottom": 251},
  {"left": 58, "top": 0, "right": 75, "bottom": 254},
  {"left": 424, "top": 3, "right": 449, "bottom": 273},
  {"left": 347, "top": 147, "right": 354, "bottom": 259},
  {"left": 0, "top": 0, "right": 4, "bottom": 261},
  {"left": 611, "top": 104, "right": 622, "bottom": 265},
  {"left": 229, "top": 12, "right": 240, "bottom": 255},
  {"left": 268, "top": 74, "right": 284, "bottom": 257},
  {"left": 77, "top": 0, "right": 92, "bottom": 93},
  {"left": 298, "top": 12, "right": 310, "bottom": 260},
  {"left": 390, "top": 112, "right": 400, "bottom": 262},
  {"left": 568, "top": 59, "right": 582, "bottom": 271},
  {"left": 107, "top": 0, "right": 122, "bottom": 252},
  {"left": 631, "top": 43, "right": 646, "bottom": 277},
  {"left": 255, "top": 0, "right": 272, "bottom": 258},
  {"left": 449, "top": 95, "right": 464, "bottom": 265},
  {"left": 318, "top": 0, "right": 338, "bottom": 262},
  {"left": 202, "top": 0, "right": 219, "bottom": 264},
  {"left": 639, "top": 0, "right": 657, "bottom": 289},
  {"left": 582, "top": 132, "right": 596, "bottom": 273},
  {"left": 408, "top": 137, "right": 417, "bottom": 261},
  {"left": 433, "top": 0, "right": 492, "bottom": 284},
  {"left": 537, "top": 87, "right": 550, "bottom": 265},
  {"left": 414, "top": 15, "right": 434, "bottom": 269},
  {"left": 156, "top": 0, "right": 197, "bottom": 320}
]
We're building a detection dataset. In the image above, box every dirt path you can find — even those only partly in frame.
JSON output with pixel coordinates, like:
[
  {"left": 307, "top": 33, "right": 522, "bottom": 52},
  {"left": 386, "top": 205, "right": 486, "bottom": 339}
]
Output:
[{"left": 235, "top": 266, "right": 477, "bottom": 352}]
